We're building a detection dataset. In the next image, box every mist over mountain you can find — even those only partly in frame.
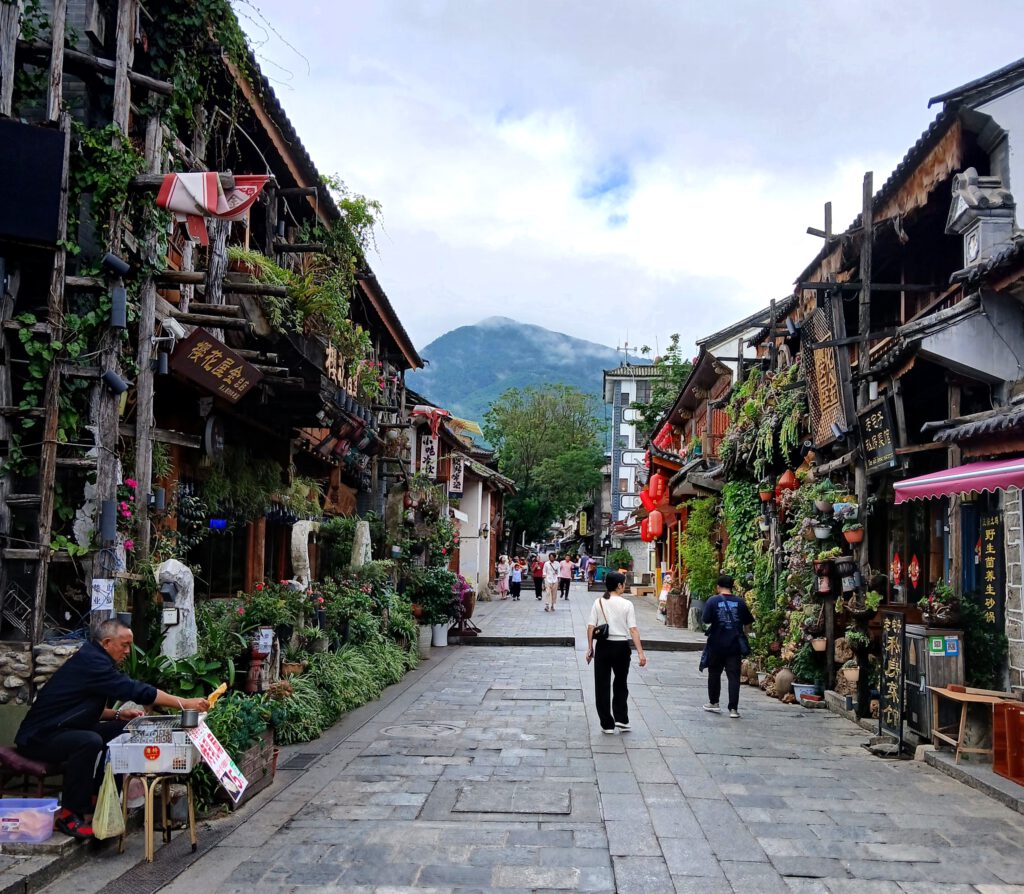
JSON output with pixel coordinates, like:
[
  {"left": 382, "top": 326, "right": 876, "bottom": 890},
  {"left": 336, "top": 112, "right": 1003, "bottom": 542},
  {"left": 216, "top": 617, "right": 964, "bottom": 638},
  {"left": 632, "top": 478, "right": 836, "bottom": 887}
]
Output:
[{"left": 407, "top": 317, "right": 647, "bottom": 427}]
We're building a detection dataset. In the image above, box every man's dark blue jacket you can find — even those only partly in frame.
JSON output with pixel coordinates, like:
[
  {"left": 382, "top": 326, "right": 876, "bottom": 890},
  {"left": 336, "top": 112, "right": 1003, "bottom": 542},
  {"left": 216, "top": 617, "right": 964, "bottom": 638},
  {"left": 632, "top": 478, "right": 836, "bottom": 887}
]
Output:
[{"left": 15, "top": 640, "right": 158, "bottom": 747}]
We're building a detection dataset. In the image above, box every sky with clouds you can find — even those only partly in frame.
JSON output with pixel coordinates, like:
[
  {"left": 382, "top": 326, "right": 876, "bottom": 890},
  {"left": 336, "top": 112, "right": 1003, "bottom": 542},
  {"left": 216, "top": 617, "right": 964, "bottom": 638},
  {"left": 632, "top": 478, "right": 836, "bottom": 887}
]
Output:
[{"left": 237, "top": 1, "right": 1024, "bottom": 358}]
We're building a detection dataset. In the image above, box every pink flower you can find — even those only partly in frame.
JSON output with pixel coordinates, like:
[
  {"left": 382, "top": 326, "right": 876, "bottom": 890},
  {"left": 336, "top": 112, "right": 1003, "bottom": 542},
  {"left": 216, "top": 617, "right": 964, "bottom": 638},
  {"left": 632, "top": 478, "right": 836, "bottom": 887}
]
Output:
[
  {"left": 237, "top": 606, "right": 245, "bottom": 615},
  {"left": 280, "top": 580, "right": 288, "bottom": 585},
  {"left": 124, "top": 479, "right": 137, "bottom": 489},
  {"left": 255, "top": 582, "right": 264, "bottom": 591},
  {"left": 123, "top": 539, "right": 134, "bottom": 551},
  {"left": 119, "top": 501, "right": 129, "bottom": 511},
  {"left": 317, "top": 597, "right": 324, "bottom": 605},
  {"left": 441, "top": 548, "right": 448, "bottom": 555}
]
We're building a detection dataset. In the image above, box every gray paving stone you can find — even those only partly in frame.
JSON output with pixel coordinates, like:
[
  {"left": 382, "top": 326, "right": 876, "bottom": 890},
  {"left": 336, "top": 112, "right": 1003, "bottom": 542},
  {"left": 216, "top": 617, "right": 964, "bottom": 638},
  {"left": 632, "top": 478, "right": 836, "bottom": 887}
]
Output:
[
  {"left": 604, "top": 820, "right": 662, "bottom": 856},
  {"left": 720, "top": 860, "right": 791, "bottom": 893},
  {"left": 611, "top": 856, "right": 674, "bottom": 893},
  {"left": 491, "top": 865, "right": 581, "bottom": 889},
  {"left": 670, "top": 876, "right": 734, "bottom": 894}
]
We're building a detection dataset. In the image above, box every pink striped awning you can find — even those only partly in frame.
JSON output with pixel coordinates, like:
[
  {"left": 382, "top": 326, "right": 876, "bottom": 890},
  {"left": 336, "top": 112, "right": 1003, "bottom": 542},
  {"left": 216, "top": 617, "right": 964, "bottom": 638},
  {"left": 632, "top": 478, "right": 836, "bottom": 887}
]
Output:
[{"left": 893, "top": 456, "right": 1024, "bottom": 505}]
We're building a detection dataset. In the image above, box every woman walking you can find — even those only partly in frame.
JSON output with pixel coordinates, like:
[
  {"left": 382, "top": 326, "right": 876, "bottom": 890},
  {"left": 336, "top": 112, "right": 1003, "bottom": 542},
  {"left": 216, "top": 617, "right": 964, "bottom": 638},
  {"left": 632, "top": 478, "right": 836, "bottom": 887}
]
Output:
[
  {"left": 509, "top": 557, "right": 524, "bottom": 601},
  {"left": 586, "top": 571, "right": 647, "bottom": 733},
  {"left": 530, "top": 554, "right": 545, "bottom": 600},
  {"left": 558, "top": 554, "right": 575, "bottom": 600},
  {"left": 496, "top": 555, "right": 510, "bottom": 600}
]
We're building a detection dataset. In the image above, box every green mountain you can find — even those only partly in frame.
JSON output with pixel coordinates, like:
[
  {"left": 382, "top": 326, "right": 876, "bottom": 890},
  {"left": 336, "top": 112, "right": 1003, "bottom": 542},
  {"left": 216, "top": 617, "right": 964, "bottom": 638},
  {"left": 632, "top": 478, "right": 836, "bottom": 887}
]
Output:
[{"left": 407, "top": 317, "right": 646, "bottom": 427}]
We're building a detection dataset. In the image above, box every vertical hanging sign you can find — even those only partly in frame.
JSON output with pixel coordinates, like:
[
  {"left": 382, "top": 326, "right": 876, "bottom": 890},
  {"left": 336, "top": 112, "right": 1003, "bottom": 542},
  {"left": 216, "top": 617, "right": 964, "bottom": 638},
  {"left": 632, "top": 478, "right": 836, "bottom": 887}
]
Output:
[
  {"left": 879, "top": 610, "right": 905, "bottom": 748},
  {"left": 448, "top": 453, "right": 464, "bottom": 496},
  {"left": 979, "top": 511, "right": 1005, "bottom": 632},
  {"left": 419, "top": 434, "right": 439, "bottom": 479}
]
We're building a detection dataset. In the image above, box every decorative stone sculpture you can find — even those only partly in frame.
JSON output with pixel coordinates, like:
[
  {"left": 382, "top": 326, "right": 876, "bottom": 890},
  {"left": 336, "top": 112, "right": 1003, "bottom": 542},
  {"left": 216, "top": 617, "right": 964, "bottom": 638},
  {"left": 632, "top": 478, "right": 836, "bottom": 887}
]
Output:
[
  {"left": 157, "top": 559, "right": 198, "bottom": 660},
  {"left": 350, "top": 520, "right": 372, "bottom": 569},
  {"left": 290, "top": 520, "right": 321, "bottom": 586}
]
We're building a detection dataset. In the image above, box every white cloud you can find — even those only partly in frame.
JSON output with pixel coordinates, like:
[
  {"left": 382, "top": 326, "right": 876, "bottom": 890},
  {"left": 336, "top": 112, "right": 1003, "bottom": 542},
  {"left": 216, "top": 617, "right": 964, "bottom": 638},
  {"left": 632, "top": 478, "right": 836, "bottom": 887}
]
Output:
[{"left": 238, "top": 1, "right": 1024, "bottom": 354}]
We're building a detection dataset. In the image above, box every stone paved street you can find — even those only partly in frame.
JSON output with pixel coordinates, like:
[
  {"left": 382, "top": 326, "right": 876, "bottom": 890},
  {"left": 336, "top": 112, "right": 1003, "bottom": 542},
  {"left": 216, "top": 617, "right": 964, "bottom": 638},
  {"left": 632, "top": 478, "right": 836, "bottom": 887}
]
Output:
[{"left": 54, "top": 582, "right": 1024, "bottom": 893}]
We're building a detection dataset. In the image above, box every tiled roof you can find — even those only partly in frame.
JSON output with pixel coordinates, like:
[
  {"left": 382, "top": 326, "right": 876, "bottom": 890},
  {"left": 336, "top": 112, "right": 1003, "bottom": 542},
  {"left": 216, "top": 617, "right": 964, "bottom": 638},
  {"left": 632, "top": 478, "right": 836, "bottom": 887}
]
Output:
[
  {"left": 604, "top": 362, "right": 661, "bottom": 378},
  {"left": 929, "top": 403, "right": 1024, "bottom": 443},
  {"left": 950, "top": 236, "right": 1024, "bottom": 286},
  {"left": 746, "top": 294, "right": 801, "bottom": 347}
]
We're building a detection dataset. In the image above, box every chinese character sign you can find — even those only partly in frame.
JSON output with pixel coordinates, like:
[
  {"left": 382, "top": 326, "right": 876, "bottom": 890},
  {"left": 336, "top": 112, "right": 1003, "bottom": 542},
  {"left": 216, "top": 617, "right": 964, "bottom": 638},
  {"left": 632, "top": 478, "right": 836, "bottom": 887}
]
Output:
[
  {"left": 448, "top": 453, "right": 464, "bottom": 496},
  {"left": 879, "top": 611, "right": 905, "bottom": 743},
  {"left": 419, "top": 434, "right": 439, "bottom": 479},
  {"left": 858, "top": 400, "right": 898, "bottom": 475},
  {"left": 978, "top": 512, "right": 1004, "bottom": 632},
  {"left": 170, "top": 328, "right": 263, "bottom": 404}
]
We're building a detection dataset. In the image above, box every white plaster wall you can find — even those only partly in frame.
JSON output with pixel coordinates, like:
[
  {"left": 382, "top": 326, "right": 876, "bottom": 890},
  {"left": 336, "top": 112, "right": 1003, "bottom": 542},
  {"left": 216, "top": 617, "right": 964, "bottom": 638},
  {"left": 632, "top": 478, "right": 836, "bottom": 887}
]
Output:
[
  {"left": 979, "top": 85, "right": 1024, "bottom": 213},
  {"left": 1004, "top": 487, "right": 1023, "bottom": 693},
  {"left": 460, "top": 478, "right": 484, "bottom": 588}
]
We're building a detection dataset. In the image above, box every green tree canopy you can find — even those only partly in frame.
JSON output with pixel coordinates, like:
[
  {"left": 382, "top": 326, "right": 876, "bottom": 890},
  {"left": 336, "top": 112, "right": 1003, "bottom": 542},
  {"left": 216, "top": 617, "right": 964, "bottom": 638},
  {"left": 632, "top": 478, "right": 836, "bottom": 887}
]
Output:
[
  {"left": 484, "top": 385, "right": 605, "bottom": 542},
  {"left": 633, "top": 333, "right": 694, "bottom": 438}
]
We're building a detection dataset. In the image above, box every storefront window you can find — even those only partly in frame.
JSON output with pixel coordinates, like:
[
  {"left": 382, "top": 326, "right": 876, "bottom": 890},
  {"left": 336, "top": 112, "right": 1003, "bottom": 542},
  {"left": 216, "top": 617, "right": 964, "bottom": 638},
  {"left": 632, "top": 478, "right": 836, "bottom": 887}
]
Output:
[{"left": 191, "top": 524, "right": 247, "bottom": 597}]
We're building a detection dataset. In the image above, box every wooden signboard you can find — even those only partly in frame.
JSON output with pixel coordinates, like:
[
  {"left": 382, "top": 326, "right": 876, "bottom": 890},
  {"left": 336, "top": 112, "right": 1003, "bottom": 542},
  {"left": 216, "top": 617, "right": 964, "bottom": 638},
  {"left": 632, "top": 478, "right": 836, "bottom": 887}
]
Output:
[
  {"left": 419, "top": 434, "right": 439, "bottom": 479},
  {"left": 859, "top": 400, "right": 899, "bottom": 476},
  {"left": 879, "top": 610, "right": 906, "bottom": 747},
  {"left": 170, "top": 328, "right": 263, "bottom": 404},
  {"left": 979, "top": 511, "right": 1004, "bottom": 631},
  {"left": 448, "top": 453, "right": 465, "bottom": 496}
]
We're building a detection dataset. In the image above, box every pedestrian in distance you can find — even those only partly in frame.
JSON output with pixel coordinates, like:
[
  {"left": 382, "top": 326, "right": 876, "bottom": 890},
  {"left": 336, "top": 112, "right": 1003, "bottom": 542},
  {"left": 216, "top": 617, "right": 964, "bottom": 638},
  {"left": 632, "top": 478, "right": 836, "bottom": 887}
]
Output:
[
  {"left": 586, "top": 571, "right": 647, "bottom": 733},
  {"left": 509, "top": 557, "right": 524, "bottom": 601},
  {"left": 702, "top": 573, "right": 754, "bottom": 719},
  {"left": 558, "top": 554, "right": 575, "bottom": 599},
  {"left": 543, "top": 552, "right": 560, "bottom": 611},
  {"left": 496, "top": 555, "right": 510, "bottom": 600},
  {"left": 530, "top": 554, "right": 545, "bottom": 600}
]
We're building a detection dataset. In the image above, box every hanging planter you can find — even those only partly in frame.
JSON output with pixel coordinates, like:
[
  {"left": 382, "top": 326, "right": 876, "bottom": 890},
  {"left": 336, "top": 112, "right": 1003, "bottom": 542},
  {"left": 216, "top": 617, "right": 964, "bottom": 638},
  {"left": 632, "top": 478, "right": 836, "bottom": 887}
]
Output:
[
  {"left": 844, "top": 525, "right": 864, "bottom": 545},
  {"left": 811, "top": 637, "right": 827, "bottom": 652},
  {"left": 759, "top": 488, "right": 774, "bottom": 503},
  {"left": 812, "top": 559, "right": 834, "bottom": 576},
  {"left": 813, "top": 524, "right": 833, "bottom": 540},
  {"left": 842, "top": 664, "right": 860, "bottom": 683},
  {"left": 814, "top": 499, "right": 834, "bottom": 514}
]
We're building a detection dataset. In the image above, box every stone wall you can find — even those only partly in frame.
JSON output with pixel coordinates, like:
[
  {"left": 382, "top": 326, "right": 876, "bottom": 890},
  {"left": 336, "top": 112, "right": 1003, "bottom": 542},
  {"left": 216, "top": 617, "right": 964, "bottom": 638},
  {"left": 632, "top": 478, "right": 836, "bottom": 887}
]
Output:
[
  {"left": 1004, "top": 487, "right": 1023, "bottom": 693},
  {"left": 0, "top": 644, "right": 33, "bottom": 705},
  {"left": 31, "top": 640, "right": 83, "bottom": 695}
]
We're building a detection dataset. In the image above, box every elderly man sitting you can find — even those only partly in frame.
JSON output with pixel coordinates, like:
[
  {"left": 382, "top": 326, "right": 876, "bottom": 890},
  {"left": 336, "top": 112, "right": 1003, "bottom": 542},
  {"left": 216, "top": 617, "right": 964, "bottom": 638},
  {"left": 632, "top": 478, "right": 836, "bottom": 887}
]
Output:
[{"left": 15, "top": 619, "right": 209, "bottom": 840}]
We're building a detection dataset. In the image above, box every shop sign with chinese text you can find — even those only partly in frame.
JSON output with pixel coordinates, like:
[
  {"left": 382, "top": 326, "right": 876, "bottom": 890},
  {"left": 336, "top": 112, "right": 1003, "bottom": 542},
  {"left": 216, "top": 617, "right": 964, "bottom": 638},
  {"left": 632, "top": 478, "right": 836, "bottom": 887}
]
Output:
[
  {"left": 859, "top": 400, "right": 899, "bottom": 476},
  {"left": 419, "top": 434, "right": 439, "bottom": 479},
  {"left": 979, "top": 512, "right": 1004, "bottom": 631},
  {"left": 448, "top": 453, "right": 464, "bottom": 496},
  {"left": 185, "top": 721, "right": 248, "bottom": 804},
  {"left": 170, "top": 328, "right": 263, "bottom": 404},
  {"left": 879, "top": 611, "right": 905, "bottom": 744}
]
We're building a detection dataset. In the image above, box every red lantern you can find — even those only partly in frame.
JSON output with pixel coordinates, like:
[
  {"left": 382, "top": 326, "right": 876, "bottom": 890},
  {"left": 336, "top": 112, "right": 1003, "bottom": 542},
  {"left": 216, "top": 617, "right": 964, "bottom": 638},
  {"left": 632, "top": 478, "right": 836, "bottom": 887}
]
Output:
[
  {"left": 648, "top": 509, "right": 664, "bottom": 538},
  {"left": 640, "top": 518, "right": 653, "bottom": 542},
  {"left": 649, "top": 473, "right": 667, "bottom": 503},
  {"left": 640, "top": 489, "right": 656, "bottom": 512}
]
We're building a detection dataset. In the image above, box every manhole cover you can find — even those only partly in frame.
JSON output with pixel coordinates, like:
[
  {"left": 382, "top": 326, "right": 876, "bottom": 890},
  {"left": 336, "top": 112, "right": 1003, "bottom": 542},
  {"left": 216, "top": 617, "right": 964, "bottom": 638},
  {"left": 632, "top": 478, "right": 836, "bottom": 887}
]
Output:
[
  {"left": 279, "top": 752, "right": 320, "bottom": 770},
  {"left": 381, "top": 722, "right": 461, "bottom": 739},
  {"left": 821, "top": 744, "right": 868, "bottom": 757}
]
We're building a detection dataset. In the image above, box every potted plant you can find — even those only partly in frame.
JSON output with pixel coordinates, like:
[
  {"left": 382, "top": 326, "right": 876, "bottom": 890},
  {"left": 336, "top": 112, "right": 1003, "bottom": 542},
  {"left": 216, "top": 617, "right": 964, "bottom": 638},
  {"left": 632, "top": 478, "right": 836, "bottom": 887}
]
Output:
[
  {"left": 844, "top": 627, "right": 870, "bottom": 651},
  {"left": 811, "top": 636, "right": 827, "bottom": 652},
  {"left": 758, "top": 480, "right": 774, "bottom": 502},
  {"left": 607, "top": 548, "right": 633, "bottom": 572},
  {"left": 918, "top": 580, "right": 960, "bottom": 626},
  {"left": 813, "top": 521, "right": 833, "bottom": 540},
  {"left": 841, "top": 659, "right": 860, "bottom": 683},
  {"left": 843, "top": 521, "right": 864, "bottom": 545},
  {"left": 299, "top": 625, "right": 329, "bottom": 653}
]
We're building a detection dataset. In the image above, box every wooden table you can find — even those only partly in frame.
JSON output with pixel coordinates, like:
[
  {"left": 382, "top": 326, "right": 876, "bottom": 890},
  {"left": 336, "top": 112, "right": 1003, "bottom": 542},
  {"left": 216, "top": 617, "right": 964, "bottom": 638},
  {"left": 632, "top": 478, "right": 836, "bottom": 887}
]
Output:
[{"left": 928, "top": 686, "right": 1009, "bottom": 765}]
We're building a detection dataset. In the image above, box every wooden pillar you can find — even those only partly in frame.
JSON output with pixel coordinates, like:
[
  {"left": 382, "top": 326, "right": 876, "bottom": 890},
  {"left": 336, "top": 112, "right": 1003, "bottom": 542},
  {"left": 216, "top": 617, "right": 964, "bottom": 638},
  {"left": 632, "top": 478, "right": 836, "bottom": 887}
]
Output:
[
  {"left": 0, "top": 0, "right": 22, "bottom": 117},
  {"left": 133, "top": 113, "right": 165, "bottom": 561},
  {"left": 46, "top": 0, "right": 66, "bottom": 122},
  {"left": 111, "top": 0, "right": 135, "bottom": 136},
  {"left": 948, "top": 382, "right": 963, "bottom": 586}
]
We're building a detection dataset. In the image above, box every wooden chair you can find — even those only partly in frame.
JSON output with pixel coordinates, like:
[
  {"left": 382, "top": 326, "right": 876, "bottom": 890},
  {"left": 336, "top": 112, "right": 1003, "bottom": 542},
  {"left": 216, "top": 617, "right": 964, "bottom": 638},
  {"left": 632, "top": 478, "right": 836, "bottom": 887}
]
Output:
[{"left": 0, "top": 747, "right": 62, "bottom": 797}]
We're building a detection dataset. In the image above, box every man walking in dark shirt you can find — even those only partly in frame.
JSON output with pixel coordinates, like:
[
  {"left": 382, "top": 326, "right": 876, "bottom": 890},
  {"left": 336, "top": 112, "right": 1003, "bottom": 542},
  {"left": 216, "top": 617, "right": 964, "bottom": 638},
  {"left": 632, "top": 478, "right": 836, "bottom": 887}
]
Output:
[{"left": 701, "top": 574, "right": 754, "bottom": 719}]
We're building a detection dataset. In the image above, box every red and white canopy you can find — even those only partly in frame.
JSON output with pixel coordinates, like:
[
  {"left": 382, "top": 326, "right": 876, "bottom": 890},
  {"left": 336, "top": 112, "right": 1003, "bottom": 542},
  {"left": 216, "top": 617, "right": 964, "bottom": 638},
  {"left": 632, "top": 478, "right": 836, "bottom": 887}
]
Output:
[{"left": 893, "top": 456, "right": 1024, "bottom": 505}]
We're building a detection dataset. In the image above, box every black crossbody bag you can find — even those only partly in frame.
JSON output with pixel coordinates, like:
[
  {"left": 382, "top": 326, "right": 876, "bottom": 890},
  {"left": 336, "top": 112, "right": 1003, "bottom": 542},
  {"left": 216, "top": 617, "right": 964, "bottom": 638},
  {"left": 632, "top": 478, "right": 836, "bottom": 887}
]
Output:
[{"left": 593, "top": 599, "right": 610, "bottom": 640}]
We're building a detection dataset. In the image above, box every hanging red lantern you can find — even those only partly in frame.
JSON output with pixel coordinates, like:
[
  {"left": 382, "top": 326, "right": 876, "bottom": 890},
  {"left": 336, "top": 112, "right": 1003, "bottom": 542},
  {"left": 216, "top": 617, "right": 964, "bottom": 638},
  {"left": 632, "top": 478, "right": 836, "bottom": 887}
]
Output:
[
  {"left": 649, "top": 472, "right": 667, "bottom": 503},
  {"left": 647, "top": 509, "right": 664, "bottom": 538},
  {"left": 640, "top": 518, "right": 653, "bottom": 542},
  {"left": 777, "top": 469, "right": 798, "bottom": 492},
  {"left": 639, "top": 489, "right": 656, "bottom": 512}
]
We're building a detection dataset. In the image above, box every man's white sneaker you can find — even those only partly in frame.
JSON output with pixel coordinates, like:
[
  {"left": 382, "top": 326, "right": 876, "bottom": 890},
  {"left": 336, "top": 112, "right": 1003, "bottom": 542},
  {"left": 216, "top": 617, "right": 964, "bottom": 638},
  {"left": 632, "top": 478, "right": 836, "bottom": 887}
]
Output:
[
  {"left": 702, "top": 703, "right": 721, "bottom": 713},
  {"left": 615, "top": 721, "right": 631, "bottom": 731},
  {"left": 601, "top": 727, "right": 617, "bottom": 734},
  {"left": 729, "top": 709, "right": 740, "bottom": 719}
]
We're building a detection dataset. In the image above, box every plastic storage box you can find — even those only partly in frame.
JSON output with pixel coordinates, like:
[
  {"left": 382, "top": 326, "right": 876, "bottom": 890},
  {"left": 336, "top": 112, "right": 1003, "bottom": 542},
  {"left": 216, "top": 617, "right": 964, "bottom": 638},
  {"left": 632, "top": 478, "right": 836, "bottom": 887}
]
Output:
[
  {"left": 107, "top": 731, "right": 198, "bottom": 775},
  {"left": 0, "top": 798, "right": 58, "bottom": 843}
]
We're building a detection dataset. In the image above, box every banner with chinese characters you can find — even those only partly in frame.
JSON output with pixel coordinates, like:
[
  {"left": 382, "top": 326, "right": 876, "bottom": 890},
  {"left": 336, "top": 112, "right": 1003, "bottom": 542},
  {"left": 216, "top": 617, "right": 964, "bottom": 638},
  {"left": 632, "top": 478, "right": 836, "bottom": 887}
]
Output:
[
  {"left": 185, "top": 721, "right": 248, "bottom": 804},
  {"left": 170, "top": 328, "right": 263, "bottom": 403},
  {"left": 448, "top": 453, "right": 464, "bottom": 496},
  {"left": 879, "top": 611, "right": 905, "bottom": 745},
  {"left": 979, "top": 511, "right": 1005, "bottom": 632},
  {"left": 419, "top": 434, "right": 439, "bottom": 479},
  {"left": 859, "top": 400, "right": 899, "bottom": 476}
]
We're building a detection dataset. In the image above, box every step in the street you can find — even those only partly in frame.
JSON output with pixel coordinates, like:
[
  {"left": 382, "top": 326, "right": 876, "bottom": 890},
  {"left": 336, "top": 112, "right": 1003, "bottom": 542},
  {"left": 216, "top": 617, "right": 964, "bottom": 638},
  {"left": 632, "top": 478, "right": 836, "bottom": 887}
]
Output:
[{"left": 449, "top": 635, "right": 575, "bottom": 647}]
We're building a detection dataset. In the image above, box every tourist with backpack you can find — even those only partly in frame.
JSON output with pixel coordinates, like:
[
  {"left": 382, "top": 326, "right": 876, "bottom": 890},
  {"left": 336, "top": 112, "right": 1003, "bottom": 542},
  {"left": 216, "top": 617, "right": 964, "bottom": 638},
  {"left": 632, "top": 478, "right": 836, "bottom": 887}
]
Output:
[{"left": 701, "top": 574, "right": 754, "bottom": 719}]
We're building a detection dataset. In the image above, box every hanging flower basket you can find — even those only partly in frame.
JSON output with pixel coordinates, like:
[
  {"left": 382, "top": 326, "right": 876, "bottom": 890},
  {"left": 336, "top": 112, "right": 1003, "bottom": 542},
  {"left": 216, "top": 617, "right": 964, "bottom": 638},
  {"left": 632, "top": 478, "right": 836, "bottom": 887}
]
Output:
[
  {"left": 842, "top": 665, "right": 860, "bottom": 683},
  {"left": 811, "top": 637, "right": 827, "bottom": 652},
  {"left": 759, "top": 489, "right": 774, "bottom": 502},
  {"left": 922, "top": 605, "right": 961, "bottom": 627},
  {"left": 813, "top": 524, "right": 833, "bottom": 540},
  {"left": 844, "top": 526, "right": 864, "bottom": 545},
  {"left": 814, "top": 499, "right": 835, "bottom": 514}
]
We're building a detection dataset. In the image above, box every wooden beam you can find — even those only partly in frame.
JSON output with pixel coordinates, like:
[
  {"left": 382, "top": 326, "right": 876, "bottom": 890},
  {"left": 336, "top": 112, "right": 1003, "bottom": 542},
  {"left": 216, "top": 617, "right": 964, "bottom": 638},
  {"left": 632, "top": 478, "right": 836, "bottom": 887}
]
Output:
[
  {"left": 186, "top": 302, "right": 241, "bottom": 317},
  {"left": 45, "top": 0, "right": 66, "bottom": 122},
  {"left": 0, "top": 1, "right": 22, "bottom": 117},
  {"left": 18, "top": 41, "right": 174, "bottom": 95},
  {"left": 66, "top": 275, "right": 106, "bottom": 290},
  {"left": 222, "top": 282, "right": 288, "bottom": 298},
  {"left": 119, "top": 423, "right": 200, "bottom": 449},
  {"left": 130, "top": 173, "right": 234, "bottom": 191},
  {"left": 273, "top": 242, "right": 326, "bottom": 253},
  {"left": 168, "top": 311, "right": 250, "bottom": 331},
  {"left": 894, "top": 442, "right": 946, "bottom": 455},
  {"left": 800, "top": 282, "right": 939, "bottom": 293},
  {"left": 277, "top": 187, "right": 318, "bottom": 198}
]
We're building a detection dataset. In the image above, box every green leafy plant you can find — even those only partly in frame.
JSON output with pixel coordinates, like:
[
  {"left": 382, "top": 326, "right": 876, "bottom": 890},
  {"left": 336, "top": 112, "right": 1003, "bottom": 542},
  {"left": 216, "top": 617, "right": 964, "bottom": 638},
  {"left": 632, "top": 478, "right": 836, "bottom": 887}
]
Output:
[
  {"left": 844, "top": 628, "right": 870, "bottom": 650},
  {"left": 682, "top": 497, "right": 719, "bottom": 600},
  {"left": 607, "top": 548, "right": 633, "bottom": 570},
  {"left": 961, "top": 591, "right": 1009, "bottom": 690},
  {"left": 863, "top": 590, "right": 883, "bottom": 612}
]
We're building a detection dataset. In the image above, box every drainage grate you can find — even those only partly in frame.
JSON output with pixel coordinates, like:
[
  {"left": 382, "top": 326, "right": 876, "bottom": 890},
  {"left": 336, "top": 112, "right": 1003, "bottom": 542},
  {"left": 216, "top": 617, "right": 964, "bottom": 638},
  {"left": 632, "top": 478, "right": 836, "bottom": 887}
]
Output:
[
  {"left": 381, "top": 722, "right": 461, "bottom": 739},
  {"left": 279, "top": 752, "right": 321, "bottom": 770}
]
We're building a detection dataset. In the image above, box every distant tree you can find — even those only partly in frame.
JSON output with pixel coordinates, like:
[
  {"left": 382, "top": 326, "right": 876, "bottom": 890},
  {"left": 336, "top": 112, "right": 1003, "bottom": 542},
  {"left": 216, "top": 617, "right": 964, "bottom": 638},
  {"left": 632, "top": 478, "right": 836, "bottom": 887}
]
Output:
[
  {"left": 633, "top": 333, "right": 693, "bottom": 439},
  {"left": 484, "top": 385, "right": 605, "bottom": 543}
]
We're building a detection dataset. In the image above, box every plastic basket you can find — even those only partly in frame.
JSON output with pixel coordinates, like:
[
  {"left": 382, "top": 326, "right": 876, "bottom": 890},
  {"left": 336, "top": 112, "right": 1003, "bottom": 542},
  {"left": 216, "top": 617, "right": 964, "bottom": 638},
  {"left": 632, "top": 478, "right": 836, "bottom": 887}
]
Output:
[
  {"left": 107, "top": 731, "right": 199, "bottom": 775},
  {"left": 0, "top": 798, "right": 58, "bottom": 843}
]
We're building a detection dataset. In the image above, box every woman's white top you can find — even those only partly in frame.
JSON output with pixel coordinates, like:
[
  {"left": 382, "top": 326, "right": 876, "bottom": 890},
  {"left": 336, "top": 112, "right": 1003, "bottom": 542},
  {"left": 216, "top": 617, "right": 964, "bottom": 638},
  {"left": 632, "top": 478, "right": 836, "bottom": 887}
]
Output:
[{"left": 588, "top": 594, "right": 637, "bottom": 641}]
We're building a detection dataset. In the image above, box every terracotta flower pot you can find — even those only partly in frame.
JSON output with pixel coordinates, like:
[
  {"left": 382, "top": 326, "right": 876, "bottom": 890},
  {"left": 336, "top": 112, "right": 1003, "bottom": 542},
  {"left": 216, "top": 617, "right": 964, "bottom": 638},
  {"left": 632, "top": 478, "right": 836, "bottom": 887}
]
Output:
[
  {"left": 811, "top": 637, "right": 827, "bottom": 652},
  {"left": 844, "top": 527, "right": 864, "bottom": 545},
  {"left": 411, "top": 602, "right": 424, "bottom": 621},
  {"left": 842, "top": 666, "right": 860, "bottom": 683},
  {"left": 759, "top": 490, "right": 774, "bottom": 502}
]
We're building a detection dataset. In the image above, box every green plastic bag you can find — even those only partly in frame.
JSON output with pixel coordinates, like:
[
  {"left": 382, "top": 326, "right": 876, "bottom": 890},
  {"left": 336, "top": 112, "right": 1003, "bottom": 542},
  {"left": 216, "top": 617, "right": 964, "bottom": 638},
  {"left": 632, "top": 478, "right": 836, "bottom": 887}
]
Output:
[{"left": 92, "top": 761, "right": 125, "bottom": 840}]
